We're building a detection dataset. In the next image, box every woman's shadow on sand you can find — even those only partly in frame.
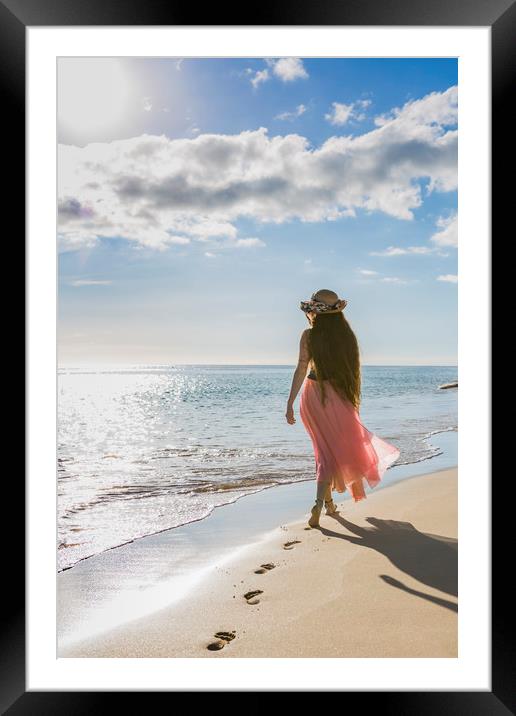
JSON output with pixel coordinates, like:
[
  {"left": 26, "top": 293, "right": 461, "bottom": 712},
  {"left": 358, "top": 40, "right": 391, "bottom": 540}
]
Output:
[{"left": 319, "top": 515, "right": 458, "bottom": 612}]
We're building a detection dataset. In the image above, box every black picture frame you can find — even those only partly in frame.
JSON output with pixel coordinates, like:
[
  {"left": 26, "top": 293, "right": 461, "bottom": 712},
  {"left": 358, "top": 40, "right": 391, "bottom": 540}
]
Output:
[{"left": 7, "top": 0, "right": 502, "bottom": 709}]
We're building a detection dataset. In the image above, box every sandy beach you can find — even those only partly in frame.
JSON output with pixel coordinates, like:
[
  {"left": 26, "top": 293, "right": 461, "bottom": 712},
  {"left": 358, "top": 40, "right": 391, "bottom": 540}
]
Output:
[{"left": 59, "top": 465, "right": 457, "bottom": 659}]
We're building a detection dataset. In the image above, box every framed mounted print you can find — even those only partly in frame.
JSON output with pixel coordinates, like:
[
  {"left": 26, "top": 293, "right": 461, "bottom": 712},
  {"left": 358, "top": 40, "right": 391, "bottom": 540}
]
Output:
[{"left": 9, "top": 0, "right": 505, "bottom": 708}]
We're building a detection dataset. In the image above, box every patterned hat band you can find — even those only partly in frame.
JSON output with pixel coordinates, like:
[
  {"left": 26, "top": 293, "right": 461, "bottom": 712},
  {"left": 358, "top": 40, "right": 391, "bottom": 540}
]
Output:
[{"left": 300, "top": 295, "right": 348, "bottom": 314}]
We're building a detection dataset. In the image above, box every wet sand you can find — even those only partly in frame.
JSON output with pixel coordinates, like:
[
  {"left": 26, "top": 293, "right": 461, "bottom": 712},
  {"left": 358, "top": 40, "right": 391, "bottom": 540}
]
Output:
[{"left": 59, "top": 466, "right": 457, "bottom": 658}]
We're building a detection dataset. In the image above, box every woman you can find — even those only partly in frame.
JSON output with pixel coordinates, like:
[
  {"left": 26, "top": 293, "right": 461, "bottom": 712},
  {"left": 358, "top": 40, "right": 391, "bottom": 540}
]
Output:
[{"left": 285, "top": 289, "right": 400, "bottom": 528}]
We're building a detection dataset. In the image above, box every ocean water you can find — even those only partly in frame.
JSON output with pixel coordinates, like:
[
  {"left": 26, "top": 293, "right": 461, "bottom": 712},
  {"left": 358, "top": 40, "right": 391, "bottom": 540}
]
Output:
[{"left": 57, "top": 364, "right": 458, "bottom": 572}]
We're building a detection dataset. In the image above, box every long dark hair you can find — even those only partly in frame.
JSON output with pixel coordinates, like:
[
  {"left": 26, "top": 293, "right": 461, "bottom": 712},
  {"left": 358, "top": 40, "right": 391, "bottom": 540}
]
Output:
[{"left": 306, "top": 312, "right": 361, "bottom": 410}]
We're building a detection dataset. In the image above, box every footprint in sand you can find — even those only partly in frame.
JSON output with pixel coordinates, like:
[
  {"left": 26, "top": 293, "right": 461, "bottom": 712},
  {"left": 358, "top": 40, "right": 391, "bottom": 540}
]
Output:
[
  {"left": 207, "top": 630, "right": 236, "bottom": 651},
  {"left": 283, "top": 540, "right": 301, "bottom": 550},
  {"left": 253, "top": 563, "right": 276, "bottom": 574},
  {"left": 244, "top": 589, "right": 263, "bottom": 605}
]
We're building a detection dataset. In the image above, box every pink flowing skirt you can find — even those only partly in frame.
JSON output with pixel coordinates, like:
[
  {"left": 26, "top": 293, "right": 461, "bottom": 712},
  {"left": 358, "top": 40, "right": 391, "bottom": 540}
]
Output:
[{"left": 299, "top": 378, "right": 400, "bottom": 502}]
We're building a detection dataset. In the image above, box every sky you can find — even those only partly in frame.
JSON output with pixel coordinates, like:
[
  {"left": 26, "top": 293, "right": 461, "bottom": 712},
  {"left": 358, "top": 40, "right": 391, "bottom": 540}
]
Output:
[{"left": 57, "top": 57, "right": 458, "bottom": 367}]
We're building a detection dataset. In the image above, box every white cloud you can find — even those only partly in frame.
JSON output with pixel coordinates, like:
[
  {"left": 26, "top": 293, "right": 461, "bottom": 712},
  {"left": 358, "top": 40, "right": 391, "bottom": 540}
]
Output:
[
  {"left": 70, "top": 279, "right": 112, "bottom": 286},
  {"left": 370, "top": 212, "right": 457, "bottom": 256},
  {"left": 266, "top": 57, "right": 308, "bottom": 82},
  {"left": 204, "top": 252, "right": 216, "bottom": 258},
  {"left": 325, "top": 102, "right": 354, "bottom": 126},
  {"left": 356, "top": 270, "right": 415, "bottom": 284},
  {"left": 57, "top": 85, "right": 457, "bottom": 252},
  {"left": 437, "top": 274, "right": 458, "bottom": 283},
  {"left": 325, "top": 98, "right": 372, "bottom": 126},
  {"left": 375, "top": 88, "right": 458, "bottom": 129},
  {"left": 407, "top": 246, "right": 439, "bottom": 254},
  {"left": 184, "top": 220, "right": 237, "bottom": 240},
  {"left": 165, "top": 235, "right": 191, "bottom": 245},
  {"left": 234, "top": 237, "right": 266, "bottom": 248},
  {"left": 201, "top": 236, "right": 266, "bottom": 251},
  {"left": 370, "top": 245, "right": 445, "bottom": 256},
  {"left": 354, "top": 98, "right": 372, "bottom": 119},
  {"left": 175, "top": 59, "right": 183, "bottom": 70},
  {"left": 381, "top": 277, "right": 411, "bottom": 284},
  {"left": 250, "top": 69, "right": 270, "bottom": 89},
  {"left": 143, "top": 97, "right": 152, "bottom": 112},
  {"left": 370, "top": 246, "right": 409, "bottom": 256},
  {"left": 57, "top": 230, "right": 99, "bottom": 252},
  {"left": 431, "top": 211, "right": 457, "bottom": 247},
  {"left": 275, "top": 104, "right": 307, "bottom": 121},
  {"left": 249, "top": 59, "right": 308, "bottom": 89}
]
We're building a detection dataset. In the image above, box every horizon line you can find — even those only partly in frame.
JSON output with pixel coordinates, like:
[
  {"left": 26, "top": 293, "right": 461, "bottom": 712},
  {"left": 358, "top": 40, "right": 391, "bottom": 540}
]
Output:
[{"left": 58, "top": 362, "right": 458, "bottom": 368}]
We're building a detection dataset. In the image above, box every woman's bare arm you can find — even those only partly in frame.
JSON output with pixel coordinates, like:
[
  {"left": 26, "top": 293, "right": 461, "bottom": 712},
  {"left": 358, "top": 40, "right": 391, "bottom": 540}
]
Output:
[{"left": 285, "top": 330, "right": 311, "bottom": 423}]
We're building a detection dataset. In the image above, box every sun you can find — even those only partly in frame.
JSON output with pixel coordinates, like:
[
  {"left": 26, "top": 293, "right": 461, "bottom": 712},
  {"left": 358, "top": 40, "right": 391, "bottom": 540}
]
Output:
[{"left": 58, "top": 58, "right": 130, "bottom": 139}]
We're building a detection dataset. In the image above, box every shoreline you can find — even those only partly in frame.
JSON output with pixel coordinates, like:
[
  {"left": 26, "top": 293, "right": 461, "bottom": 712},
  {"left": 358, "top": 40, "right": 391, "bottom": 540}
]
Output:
[
  {"left": 58, "top": 431, "right": 458, "bottom": 657},
  {"left": 58, "top": 426, "right": 457, "bottom": 575}
]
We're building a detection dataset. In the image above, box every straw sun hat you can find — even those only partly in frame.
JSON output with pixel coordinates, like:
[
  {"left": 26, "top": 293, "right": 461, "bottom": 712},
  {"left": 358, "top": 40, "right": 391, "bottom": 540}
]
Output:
[{"left": 300, "top": 289, "right": 348, "bottom": 315}]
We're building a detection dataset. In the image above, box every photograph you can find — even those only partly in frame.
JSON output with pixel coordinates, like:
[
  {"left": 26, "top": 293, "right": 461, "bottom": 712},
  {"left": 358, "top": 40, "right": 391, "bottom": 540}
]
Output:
[
  {"left": 55, "top": 55, "right": 459, "bottom": 659},
  {"left": 12, "top": 6, "right": 500, "bottom": 703}
]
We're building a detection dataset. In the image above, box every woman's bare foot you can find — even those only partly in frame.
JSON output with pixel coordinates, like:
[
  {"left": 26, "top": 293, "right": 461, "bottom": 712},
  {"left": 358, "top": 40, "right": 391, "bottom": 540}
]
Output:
[
  {"left": 308, "top": 499, "right": 323, "bottom": 528},
  {"left": 325, "top": 499, "right": 339, "bottom": 515}
]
